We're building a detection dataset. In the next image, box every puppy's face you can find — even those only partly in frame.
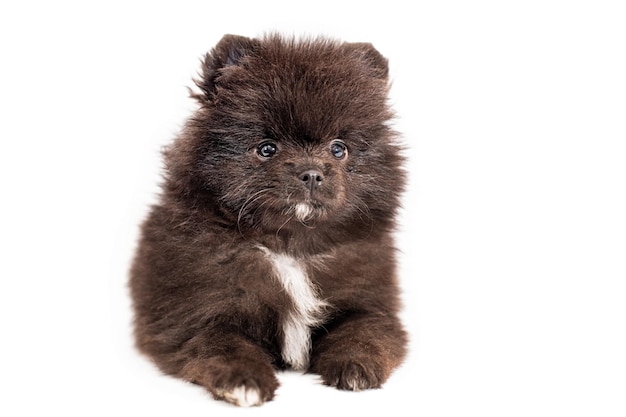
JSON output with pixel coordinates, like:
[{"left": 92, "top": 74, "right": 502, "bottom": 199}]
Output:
[
  {"left": 173, "top": 35, "right": 403, "bottom": 233},
  {"left": 246, "top": 133, "right": 350, "bottom": 224}
]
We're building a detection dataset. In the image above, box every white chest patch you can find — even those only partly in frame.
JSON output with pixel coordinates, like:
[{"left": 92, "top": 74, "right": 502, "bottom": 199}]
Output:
[{"left": 259, "top": 247, "right": 327, "bottom": 370}]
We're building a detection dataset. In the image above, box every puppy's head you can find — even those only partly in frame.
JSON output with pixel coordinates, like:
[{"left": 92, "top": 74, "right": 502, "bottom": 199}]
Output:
[{"left": 166, "top": 34, "right": 404, "bottom": 233}]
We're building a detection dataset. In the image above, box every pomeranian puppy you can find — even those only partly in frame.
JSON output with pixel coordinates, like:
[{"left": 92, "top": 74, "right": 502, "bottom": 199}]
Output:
[{"left": 130, "top": 34, "right": 407, "bottom": 407}]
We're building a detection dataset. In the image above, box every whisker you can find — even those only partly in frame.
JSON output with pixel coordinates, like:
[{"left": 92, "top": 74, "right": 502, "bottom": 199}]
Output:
[
  {"left": 351, "top": 194, "right": 374, "bottom": 238},
  {"left": 276, "top": 213, "right": 294, "bottom": 237},
  {"left": 237, "top": 188, "right": 272, "bottom": 236}
]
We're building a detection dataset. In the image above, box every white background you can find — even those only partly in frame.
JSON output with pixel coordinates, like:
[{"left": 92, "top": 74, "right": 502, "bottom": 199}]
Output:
[{"left": 1, "top": 1, "right": 625, "bottom": 415}]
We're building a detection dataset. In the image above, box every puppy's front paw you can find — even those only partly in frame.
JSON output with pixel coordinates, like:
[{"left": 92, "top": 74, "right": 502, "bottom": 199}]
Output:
[
  {"left": 189, "top": 357, "right": 279, "bottom": 407},
  {"left": 215, "top": 382, "right": 265, "bottom": 407},
  {"left": 315, "top": 359, "right": 383, "bottom": 391},
  {"left": 212, "top": 367, "right": 279, "bottom": 407}
]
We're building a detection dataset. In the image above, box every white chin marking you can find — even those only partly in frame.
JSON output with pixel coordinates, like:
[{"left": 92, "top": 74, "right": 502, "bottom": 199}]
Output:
[
  {"left": 295, "top": 203, "right": 313, "bottom": 221},
  {"left": 221, "top": 386, "right": 262, "bottom": 407}
]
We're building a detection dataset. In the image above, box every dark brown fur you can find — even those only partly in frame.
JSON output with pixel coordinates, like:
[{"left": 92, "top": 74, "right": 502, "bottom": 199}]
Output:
[{"left": 130, "top": 34, "right": 407, "bottom": 406}]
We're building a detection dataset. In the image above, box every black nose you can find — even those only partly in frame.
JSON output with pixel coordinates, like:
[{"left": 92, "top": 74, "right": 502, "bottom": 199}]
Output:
[{"left": 299, "top": 169, "right": 324, "bottom": 193}]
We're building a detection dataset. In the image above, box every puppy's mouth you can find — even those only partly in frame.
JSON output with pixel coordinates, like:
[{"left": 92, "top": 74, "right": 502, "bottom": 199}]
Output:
[{"left": 288, "top": 200, "right": 326, "bottom": 223}]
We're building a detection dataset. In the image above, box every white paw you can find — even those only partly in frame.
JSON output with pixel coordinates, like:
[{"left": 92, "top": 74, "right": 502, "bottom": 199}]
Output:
[{"left": 221, "top": 385, "right": 263, "bottom": 407}]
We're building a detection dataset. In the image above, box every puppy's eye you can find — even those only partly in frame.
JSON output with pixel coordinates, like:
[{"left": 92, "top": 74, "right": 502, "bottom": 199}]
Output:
[
  {"left": 330, "top": 140, "right": 348, "bottom": 160},
  {"left": 257, "top": 141, "right": 278, "bottom": 158}
]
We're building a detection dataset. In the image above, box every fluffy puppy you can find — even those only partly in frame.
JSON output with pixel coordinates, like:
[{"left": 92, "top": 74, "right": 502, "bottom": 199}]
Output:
[{"left": 130, "top": 34, "right": 407, "bottom": 407}]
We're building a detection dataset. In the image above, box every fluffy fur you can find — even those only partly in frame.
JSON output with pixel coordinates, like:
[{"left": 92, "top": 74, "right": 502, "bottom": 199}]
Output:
[{"left": 130, "top": 34, "right": 407, "bottom": 406}]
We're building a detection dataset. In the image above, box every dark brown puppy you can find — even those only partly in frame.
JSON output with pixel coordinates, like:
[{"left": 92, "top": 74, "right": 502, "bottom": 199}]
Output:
[{"left": 130, "top": 34, "right": 407, "bottom": 407}]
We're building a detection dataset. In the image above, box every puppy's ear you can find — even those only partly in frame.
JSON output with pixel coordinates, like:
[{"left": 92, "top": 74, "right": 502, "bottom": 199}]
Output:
[
  {"left": 193, "top": 34, "right": 259, "bottom": 102},
  {"left": 350, "top": 42, "right": 389, "bottom": 80}
]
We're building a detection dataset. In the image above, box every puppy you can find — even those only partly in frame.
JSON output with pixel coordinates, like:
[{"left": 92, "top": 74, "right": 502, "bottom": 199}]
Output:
[{"left": 130, "top": 34, "right": 407, "bottom": 407}]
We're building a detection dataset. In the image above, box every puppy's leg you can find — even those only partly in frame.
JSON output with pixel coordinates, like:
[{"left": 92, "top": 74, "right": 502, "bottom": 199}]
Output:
[
  {"left": 310, "top": 313, "right": 406, "bottom": 391},
  {"left": 177, "top": 333, "right": 279, "bottom": 407}
]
